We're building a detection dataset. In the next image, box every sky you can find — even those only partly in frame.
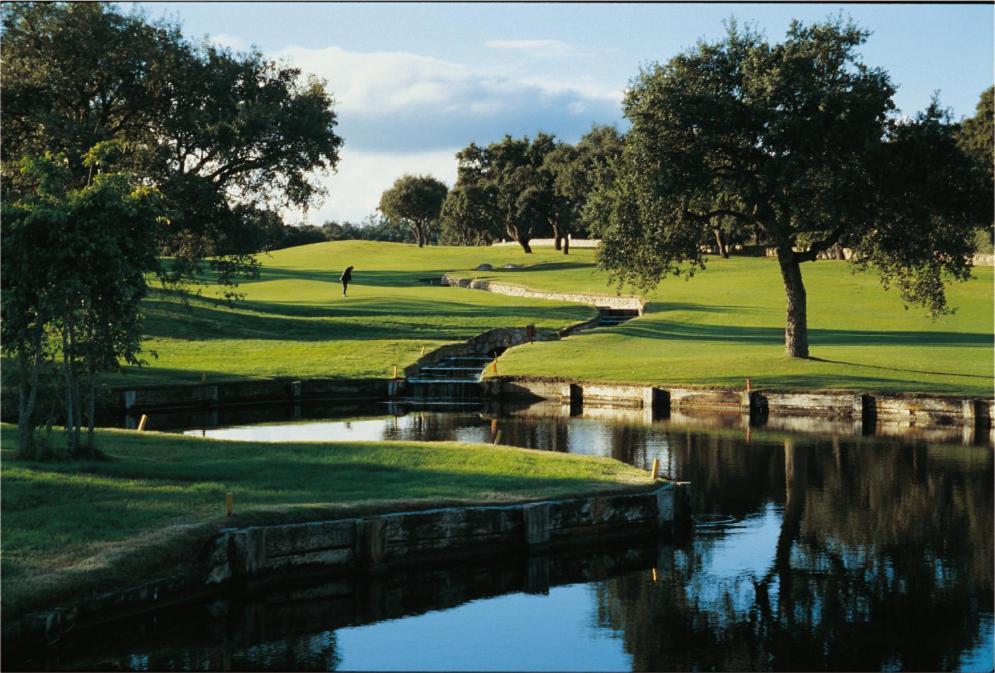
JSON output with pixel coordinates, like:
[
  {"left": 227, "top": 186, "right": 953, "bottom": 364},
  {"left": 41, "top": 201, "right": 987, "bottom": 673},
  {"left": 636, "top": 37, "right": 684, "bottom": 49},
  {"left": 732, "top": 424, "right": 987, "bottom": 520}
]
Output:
[{"left": 132, "top": 2, "right": 994, "bottom": 225}]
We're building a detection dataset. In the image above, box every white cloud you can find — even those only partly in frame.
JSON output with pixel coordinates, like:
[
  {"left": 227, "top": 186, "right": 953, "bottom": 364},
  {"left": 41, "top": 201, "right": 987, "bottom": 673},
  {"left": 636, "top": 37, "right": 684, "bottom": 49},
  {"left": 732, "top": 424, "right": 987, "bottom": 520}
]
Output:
[
  {"left": 484, "top": 39, "right": 586, "bottom": 59},
  {"left": 211, "top": 33, "right": 249, "bottom": 52},
  {"left": 268, "top": 44, "right": 627, "bottom": 224},
  {"left": 273, "top": 45, "right": 624, "bottom": 151},
  {"left": 287, "top": 147, "right": 460, "bottom": 225}
]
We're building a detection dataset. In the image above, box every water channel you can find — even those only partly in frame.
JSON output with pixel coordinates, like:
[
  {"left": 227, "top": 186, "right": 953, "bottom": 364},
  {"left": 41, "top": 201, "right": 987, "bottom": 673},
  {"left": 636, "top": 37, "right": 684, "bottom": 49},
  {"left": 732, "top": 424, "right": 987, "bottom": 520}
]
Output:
[{"left": 23, "top": 401, "right": 995, "bottom": 671}]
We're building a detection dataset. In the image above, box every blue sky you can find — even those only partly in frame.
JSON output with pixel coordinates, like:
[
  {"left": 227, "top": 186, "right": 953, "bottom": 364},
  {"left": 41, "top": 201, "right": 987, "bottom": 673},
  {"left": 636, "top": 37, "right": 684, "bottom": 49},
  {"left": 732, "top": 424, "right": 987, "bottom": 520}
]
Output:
[{"left": 133, "top": 2, "right": 994, "bottom": 224}]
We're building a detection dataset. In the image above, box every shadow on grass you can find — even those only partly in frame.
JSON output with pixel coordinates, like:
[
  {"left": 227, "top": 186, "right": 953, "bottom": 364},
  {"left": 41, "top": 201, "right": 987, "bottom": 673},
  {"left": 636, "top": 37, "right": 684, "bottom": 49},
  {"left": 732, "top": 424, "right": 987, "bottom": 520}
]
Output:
[
  {"left": 494, "top": 261, "right": 596, "bottom": 274},
  {"left": 612, "top": 319, "right": 991, "bottom": 348},
  {"left": 142, "top": 294, "right": 587, "bottom": 341},
  {"left": 807, "top": 357, "right": 994, "bottom": 381}
]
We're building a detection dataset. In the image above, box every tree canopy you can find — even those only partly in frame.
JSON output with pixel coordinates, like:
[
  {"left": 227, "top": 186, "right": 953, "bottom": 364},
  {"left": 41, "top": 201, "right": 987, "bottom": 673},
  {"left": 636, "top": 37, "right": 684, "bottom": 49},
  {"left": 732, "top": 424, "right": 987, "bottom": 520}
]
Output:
[
  {"left": 592, "top": 18, "right": 989, "bottom": 357},
  {"left": 445, "top": 134, "right": 561, "bottom": 253},
  {"left": 1, "top": 1, "right": 343, "bottom": 286},
  {"left": 544, "top": 125, "right": 625, "bottom": 252},
  {"left": 2, "top": 151, "right": 164, "bottom": 457},
  {"left": 378, "top": 174, "right": 449, "bottom": 247}
]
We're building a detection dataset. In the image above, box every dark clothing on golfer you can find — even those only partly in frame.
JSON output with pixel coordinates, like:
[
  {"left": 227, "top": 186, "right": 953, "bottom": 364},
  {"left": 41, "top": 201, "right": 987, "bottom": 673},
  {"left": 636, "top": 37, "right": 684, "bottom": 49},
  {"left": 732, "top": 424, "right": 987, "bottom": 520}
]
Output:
[{"left": 340, "top": 266, "right": 354, "bottom": 296}]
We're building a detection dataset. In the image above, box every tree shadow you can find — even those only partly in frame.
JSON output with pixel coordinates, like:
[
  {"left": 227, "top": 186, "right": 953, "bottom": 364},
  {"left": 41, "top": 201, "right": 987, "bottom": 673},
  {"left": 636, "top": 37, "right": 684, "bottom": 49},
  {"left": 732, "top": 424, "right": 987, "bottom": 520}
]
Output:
[
  {"left": 611, "top": 319, "right": 991, "bottom": 349},
  {"left": 806, "top": 357, "right": 994, "bottom": 381},
  {"left": 141, "top": 294, "right": 587, "bottom": 341}
]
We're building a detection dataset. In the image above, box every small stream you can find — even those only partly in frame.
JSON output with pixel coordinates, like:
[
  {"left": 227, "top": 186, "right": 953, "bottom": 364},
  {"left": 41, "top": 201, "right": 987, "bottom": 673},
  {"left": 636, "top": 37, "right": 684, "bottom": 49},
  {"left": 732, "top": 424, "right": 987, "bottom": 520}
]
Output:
[{"left": 16, "top": 402, "right": 995, "bottom": 671}]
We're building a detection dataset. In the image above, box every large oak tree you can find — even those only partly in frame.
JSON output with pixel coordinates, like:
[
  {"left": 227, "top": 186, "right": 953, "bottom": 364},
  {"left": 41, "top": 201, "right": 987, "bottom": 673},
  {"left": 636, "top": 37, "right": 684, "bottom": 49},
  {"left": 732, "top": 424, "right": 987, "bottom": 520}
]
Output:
[
  {"left": 592, "top": 18, "right": 989, "bottom": 357},
  {"left": 446, "top": 134, "right": 559, "bottom": 253},
  {"left": 378, "top": 174, "right": 448, "bottom": 247},
  {"left": 2, "top": 2, "right": 343, "bottom": 287}
]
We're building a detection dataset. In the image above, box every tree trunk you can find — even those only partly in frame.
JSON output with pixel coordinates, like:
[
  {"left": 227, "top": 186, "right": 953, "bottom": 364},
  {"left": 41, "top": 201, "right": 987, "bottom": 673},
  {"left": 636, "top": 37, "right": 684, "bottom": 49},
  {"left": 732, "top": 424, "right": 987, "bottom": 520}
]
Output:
[
  {"left": 563, "top": 235, "right": 570, "bottom": 255},
  {"left": 16, "top": 348, "right": 41, "bottom": 459},
  {"left": 777, "top": 253, "right": 809, "bottom": 358},
  {"left": 415, "top": 224, "right": 425, "bottom": 248},
  {"left": 714, "top": 228, "right": 729, "bottom": 258},
  {"left": 519, "top": 237, "right": 532, "bottom": 253},
  {"left": 87, "top": 366, "right": 96, "bottom": 451},
  {"left": 776, "top": 438, "right": 807, "bottom": 620},
  {"left": 63, "top": 333, "right": 75, "bottom": 456},
  {"left": 552, "top": 223, "right": 562, "bottom": 250}
]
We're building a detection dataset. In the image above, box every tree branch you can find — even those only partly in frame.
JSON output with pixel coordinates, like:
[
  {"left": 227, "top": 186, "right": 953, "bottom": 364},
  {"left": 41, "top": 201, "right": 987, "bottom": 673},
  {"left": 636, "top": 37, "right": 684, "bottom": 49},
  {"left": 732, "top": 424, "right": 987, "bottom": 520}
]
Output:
[{"left": 794, "top": 225, "right": 847, "bottom": 262}]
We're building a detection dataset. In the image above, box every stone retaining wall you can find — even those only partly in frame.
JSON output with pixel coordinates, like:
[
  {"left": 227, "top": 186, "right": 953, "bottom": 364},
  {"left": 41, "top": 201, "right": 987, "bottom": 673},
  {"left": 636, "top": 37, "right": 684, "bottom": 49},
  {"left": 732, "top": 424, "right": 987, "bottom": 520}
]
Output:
[
  {"left": 440, "top": 273, "right": 646, "bottom": 313},
  {"left": 119, "top": 378, "right": 393, "bottom": 413},
  {"left": 494, "top": 378, "right": 993, "bottom": 434},
  {"left": 6, "top": 484, "right": 689, "bottom": 647},
  {"left": 206, "top": 483, "right": 688, "bottom": 584}
]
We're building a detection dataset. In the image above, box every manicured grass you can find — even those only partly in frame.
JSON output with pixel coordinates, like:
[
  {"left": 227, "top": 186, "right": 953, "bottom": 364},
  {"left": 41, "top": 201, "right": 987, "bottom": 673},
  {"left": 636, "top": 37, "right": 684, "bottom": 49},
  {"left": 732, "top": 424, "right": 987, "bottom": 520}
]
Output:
[
  {"left": 84, "top": 240, "right": 993, "bottom": 394},
  {"left": 114, "top": 241, "right": 596, "bottom": 385},
  {"left": 0, "top": 423, "right": 652, "bottom": 617},
  {"left": 452, "top": 250, "right": 993, "bottom": 396}
]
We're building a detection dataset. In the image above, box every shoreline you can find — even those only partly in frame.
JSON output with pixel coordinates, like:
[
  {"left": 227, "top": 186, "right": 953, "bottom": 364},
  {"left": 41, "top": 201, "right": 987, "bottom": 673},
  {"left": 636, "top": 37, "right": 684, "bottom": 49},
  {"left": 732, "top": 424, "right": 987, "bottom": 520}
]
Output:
[{"left": 2, "top": 481, "right": 687, "bottom": 648}]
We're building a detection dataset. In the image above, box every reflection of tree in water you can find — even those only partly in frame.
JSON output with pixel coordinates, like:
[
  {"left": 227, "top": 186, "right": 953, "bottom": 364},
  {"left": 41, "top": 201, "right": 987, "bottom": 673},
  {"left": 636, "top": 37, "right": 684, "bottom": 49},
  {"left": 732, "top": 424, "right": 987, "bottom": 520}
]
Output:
[
  {"left": 111, "top": 630, "right": 342, "bottom": 671},
  {"left": 596, "top": 435, "right": 993, "bottom": 671}
]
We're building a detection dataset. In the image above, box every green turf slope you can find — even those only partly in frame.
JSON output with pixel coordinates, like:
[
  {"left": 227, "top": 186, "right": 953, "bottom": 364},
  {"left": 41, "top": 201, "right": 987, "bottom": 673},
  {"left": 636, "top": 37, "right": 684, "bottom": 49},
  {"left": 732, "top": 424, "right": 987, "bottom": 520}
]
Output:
[
  {"left": 117, "top": 241, "right": 595, "bottom": 385},
  {"left": 460, "top": 250, "right": 993, "bottom": 395}
]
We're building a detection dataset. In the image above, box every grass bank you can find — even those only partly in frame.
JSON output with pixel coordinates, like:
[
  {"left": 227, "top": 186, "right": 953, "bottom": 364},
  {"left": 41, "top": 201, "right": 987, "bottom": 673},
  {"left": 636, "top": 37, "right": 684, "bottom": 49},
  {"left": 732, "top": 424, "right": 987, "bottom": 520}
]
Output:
[
  {"left": 51, "top": 240, "right": 994, "bottom": 395},
  {"left": 0, "top": 423, "right": 652, "bottom": 618},
  {"left": 450, "top": 250, "right": 993, "bottom": 396},
  {"left": 116, "top": 241, "right": 595, "bottom": 386}
]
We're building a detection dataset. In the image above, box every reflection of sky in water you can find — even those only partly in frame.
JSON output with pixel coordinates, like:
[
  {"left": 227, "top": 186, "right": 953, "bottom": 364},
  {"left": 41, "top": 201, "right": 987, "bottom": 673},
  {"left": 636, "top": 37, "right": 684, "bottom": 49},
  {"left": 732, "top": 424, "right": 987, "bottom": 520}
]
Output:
[
  {"left": 170, "top": 413, "right": 993, "bottom": 672},
  {"left": 334, "top": 584, "right": 631, "bottom": 672},
  {"left": 185, "top": 419, "right": 398, "bottom": 442},
  {"left": 959, "top": 614, "right": 995, "bottom": 672},
  {"left": 699, "top": 501, "right": 781, "bottom": 579}
]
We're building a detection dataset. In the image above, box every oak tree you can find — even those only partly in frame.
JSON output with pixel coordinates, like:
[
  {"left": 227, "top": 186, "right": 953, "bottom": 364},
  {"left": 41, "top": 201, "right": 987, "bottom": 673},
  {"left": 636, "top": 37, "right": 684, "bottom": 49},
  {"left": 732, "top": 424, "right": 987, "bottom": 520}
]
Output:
[
  {"left": 593, "top": 18, "right": 988, "bottom": 357},
  {"left": 378, "top": 174, "right": 449, "bottom": 247}
]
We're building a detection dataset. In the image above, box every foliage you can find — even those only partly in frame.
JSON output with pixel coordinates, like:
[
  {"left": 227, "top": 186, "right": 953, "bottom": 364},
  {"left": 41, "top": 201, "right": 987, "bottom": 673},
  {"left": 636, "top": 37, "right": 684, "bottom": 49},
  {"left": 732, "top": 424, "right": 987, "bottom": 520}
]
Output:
[
  {"left": 545, "top": 125, "right": 625, "bottom": 246},
  {"left": 440, "top": 184, "right": 502, "bottom": 245},
  {"left": 592, "top": 17, "right": 988, "bottom": 357},
  {"left": 1, "top": 152, "right": 163, "bottom": 458},
  {"left": 378, "top": 174, "right": 449, "bottom": 247},
  {"left": 956, "top": 86, "right": 995, "bottom": 246},
  {"left": 1, "top": 2, "right": 342, "bottom": 287},
  {"left": 446, "top": 134, "right": 560, "bottom": 253}
]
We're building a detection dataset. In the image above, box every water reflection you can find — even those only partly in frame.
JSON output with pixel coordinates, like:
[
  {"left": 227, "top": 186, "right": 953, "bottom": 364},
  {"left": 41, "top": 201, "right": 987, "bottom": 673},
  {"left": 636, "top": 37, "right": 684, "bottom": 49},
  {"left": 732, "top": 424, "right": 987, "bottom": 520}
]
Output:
[{"left": 15, "top": 408, "right": 992, "bottom": 671}]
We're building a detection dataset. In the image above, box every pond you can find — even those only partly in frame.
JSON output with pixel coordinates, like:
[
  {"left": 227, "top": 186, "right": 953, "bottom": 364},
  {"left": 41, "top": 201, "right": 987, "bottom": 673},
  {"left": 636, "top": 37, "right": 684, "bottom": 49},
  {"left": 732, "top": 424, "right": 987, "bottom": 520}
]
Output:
[{"left": 21, "top": 402, "right": 995, "bottom": 671}]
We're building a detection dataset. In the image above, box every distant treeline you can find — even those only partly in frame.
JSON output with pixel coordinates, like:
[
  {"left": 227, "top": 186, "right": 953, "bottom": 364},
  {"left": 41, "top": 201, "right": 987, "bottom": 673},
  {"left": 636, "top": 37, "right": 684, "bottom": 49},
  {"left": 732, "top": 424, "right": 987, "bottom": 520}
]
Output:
[{"left": 262, "top": 215, "right": 426, "bottom": 251}]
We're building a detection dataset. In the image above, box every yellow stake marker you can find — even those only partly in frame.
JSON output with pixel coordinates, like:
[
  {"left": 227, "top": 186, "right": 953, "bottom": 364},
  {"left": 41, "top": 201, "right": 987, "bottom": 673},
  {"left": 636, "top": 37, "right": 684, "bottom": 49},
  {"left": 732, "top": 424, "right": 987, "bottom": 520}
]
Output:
[
  {"left": 137, "top": 414, "right": 148, "bottom": 432},
  {"left": 650, "top": 457, "right": 660, "bottom": 480},
  {"left": 651, "top": 567, "right": 658, "bottom": 583},
  {"left": 225, "top": 493, "right": 234, "bottom": 518}
]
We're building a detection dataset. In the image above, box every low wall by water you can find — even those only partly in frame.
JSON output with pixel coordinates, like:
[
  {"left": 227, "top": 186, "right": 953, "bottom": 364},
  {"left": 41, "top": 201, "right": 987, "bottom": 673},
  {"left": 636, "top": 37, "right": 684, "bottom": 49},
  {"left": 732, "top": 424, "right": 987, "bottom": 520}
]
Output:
[
  {"left": 8, "top": 539, "right": 674, "bottom": 670},
  {"left": 496, "top": 378, "right": 994, "bottom": 435},
  {"left": 440, "top": 273, "right": 646, "bottom": 314},
  {"left": 6, "top": 483, "right": 689, "bottom": 647}
]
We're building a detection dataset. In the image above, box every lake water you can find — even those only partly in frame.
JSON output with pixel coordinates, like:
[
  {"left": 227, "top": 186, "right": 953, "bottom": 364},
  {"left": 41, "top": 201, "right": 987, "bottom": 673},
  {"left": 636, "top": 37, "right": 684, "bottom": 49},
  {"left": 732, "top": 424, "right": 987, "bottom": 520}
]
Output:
[{"left": 23, "top": 403, "right": 995, "bottom": 671}]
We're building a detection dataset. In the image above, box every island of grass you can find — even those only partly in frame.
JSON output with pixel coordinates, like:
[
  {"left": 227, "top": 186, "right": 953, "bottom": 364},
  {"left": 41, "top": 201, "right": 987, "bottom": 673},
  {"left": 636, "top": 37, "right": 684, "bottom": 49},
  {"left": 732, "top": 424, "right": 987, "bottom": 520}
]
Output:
[
  {"left": 125, "top": 240, "right": 992, "bottom": 396},
  {"left": 0, "top": 423, "right": 653, "bottom": 621}
]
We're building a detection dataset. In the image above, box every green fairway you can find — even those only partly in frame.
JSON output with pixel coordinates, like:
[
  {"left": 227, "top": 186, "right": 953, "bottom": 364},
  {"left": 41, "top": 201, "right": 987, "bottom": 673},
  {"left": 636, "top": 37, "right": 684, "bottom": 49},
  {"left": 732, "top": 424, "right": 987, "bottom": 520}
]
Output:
[
  {"left": 0, "top": 423, "right": 651, "bottom": 617},
  {"left": 115, "top": 240, "right": 991, "bottom": 394},
  {"left": 115, "top": 241, "right": 596, "bottom": 385},
  {"left": 448, "top": 249, "right": 994, "bottom": 396}
]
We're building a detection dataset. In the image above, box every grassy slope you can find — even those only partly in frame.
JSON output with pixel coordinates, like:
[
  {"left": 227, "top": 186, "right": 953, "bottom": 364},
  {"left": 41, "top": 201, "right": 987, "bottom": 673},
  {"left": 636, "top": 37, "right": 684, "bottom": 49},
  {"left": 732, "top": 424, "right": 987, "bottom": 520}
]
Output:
[
  {"left": 109, "top": 240, "right": 990, "bottom": 393},
  {"left": 449, "top": 249, "right": 993, "bottom": 395},
  {"left": 118, "top": 241, "right": 595, "bottom": 385},
  {"left": 0, "top": 423, "right": 651, "bottom": 617}
]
